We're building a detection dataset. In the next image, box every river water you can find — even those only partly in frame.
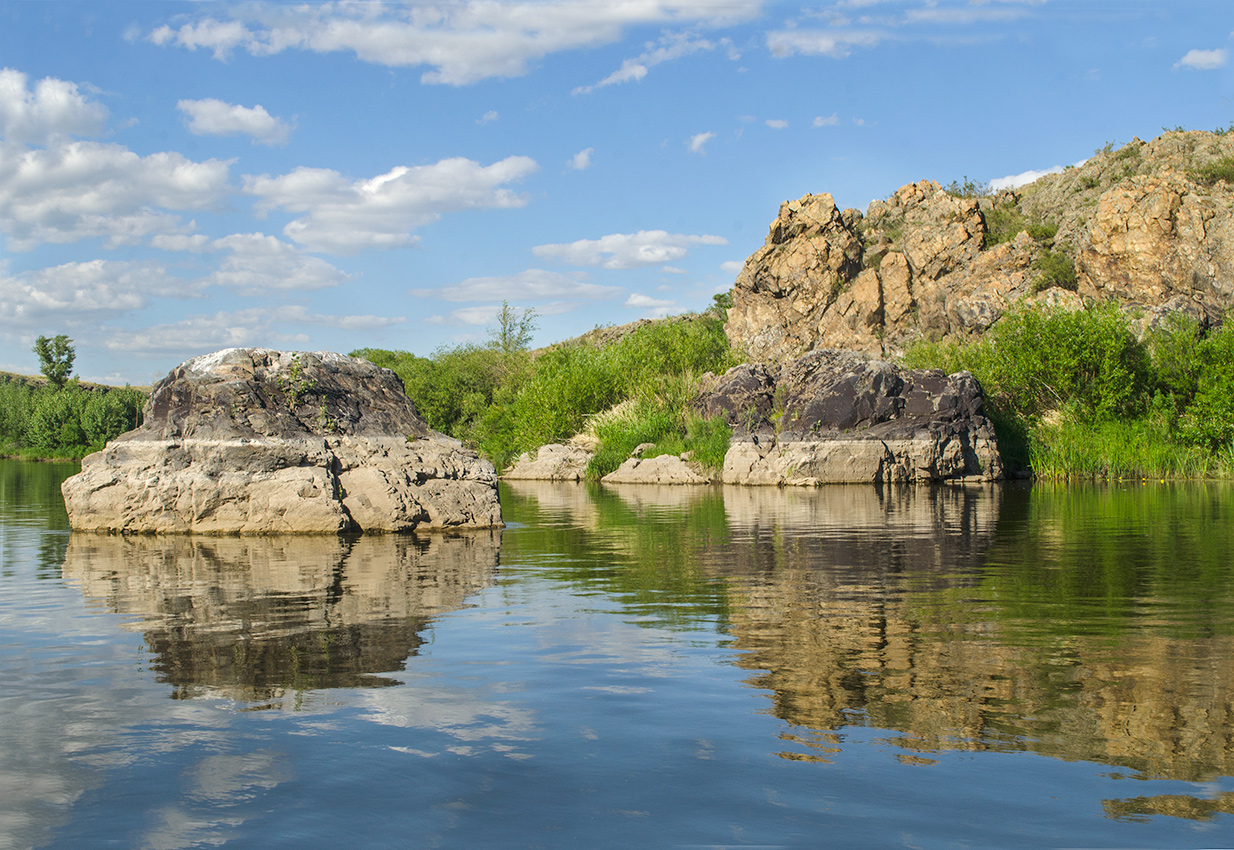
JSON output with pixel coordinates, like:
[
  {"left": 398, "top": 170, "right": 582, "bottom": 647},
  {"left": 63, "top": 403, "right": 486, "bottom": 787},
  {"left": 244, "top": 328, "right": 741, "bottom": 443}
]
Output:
[{"left": 3, "top": 458, "right": 1234, "bottom": 849}]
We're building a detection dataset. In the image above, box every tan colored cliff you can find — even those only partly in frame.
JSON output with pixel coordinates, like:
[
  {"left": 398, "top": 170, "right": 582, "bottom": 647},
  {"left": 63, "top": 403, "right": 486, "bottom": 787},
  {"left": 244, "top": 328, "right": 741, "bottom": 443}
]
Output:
[{"left": 727, "top": 130, "right": 1234, "bottom": 362}]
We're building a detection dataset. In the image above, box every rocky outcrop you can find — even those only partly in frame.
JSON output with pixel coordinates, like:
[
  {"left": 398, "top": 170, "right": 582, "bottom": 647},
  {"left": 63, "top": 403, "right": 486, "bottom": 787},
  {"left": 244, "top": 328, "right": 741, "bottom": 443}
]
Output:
[
  {"left": 61, "top": 348, "right": 502, "bottom": 533},
  {"left": 727, "top": 130, "right": 1234, "bottom": 362},
  {"left": 601, "top": 452, "right": 713, "bottom": 485},
  {"left": 696, "top": 349, "right": 1002, "bottom": 484}
]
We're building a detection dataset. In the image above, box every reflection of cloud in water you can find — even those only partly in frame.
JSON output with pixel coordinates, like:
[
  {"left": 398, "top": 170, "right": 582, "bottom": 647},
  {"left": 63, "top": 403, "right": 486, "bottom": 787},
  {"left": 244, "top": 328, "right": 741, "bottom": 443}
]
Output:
[
  {"left": 362, "top": 681, "right": 539, "bottom": 761},
  {"left": 62, "top": 531, "right": 500, "bottom": 704}
]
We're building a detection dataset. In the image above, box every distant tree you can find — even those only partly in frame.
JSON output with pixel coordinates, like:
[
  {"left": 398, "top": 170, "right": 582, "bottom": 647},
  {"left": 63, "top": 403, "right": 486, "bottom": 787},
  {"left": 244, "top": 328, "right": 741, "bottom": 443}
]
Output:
[
  {"left": 487, "top": 302, "right": 538, "bottom": 355},
  {"left": 32, "top": 334, "right": 75, "bottom": 388}
]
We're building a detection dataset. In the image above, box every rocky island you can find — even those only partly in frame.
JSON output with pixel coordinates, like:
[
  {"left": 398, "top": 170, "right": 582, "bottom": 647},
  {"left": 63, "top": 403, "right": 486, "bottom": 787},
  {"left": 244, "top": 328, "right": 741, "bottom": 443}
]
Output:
[{"left": 61, "top": 348, "right": 502, "bottom": 533}]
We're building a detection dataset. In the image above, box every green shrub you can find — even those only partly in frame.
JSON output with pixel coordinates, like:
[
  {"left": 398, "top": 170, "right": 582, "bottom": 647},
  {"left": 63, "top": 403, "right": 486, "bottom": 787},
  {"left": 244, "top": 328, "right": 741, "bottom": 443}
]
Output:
[
  {"left": 1177, "top": 321, "right": 1234, "bottom": 451},
  {"left": 1188, "top": 156, "right": 1234, "bottom": 186},
  {"left": 1031, "top": 250, "right": 1078, "bottom": 292}
]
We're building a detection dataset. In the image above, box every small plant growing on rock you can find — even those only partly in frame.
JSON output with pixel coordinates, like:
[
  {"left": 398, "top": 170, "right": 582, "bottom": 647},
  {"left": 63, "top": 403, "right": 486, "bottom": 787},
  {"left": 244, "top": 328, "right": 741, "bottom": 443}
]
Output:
[
  {"left": 277, "top": 354, "right": 314, "bottom": 409},
  {"left": 944, "top": 176, "right": 991, "bottom": 198},
  {"left": 1188, "top": 156, "right": 1234, "bottom": 186},
  {"left": 1031, "top": 250, "right": 1078, "bottom": 293}
]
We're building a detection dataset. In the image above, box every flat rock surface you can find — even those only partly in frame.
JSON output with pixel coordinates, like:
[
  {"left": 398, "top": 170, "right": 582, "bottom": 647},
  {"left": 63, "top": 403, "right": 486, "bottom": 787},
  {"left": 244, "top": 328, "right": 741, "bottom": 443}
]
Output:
[{"left": 61, "top": 348, "right": 501, "bottom": 533}]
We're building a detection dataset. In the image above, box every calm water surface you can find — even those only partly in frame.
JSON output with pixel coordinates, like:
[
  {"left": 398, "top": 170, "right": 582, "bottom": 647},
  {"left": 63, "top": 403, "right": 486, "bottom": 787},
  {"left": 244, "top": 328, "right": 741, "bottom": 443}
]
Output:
[{"left": 2, "top": 459, "right": 1234, "bottom": 849}]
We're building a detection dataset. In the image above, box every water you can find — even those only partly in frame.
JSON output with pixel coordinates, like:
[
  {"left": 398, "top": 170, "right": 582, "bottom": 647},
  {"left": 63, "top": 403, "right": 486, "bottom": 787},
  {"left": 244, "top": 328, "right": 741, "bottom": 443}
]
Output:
[{"left": 3, "top": 459, "right": 1234, "bottom": 849}]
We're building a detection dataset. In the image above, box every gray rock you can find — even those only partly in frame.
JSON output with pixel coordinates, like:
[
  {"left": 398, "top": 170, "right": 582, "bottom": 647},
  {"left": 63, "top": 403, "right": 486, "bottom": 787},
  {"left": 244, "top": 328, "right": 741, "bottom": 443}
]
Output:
[
  {"left": 601, "top": 454, "right": 714, "bottom": 485},
  {"left": 696, "top": 349, "right": 1002, "bottom": 485},
  {"left": 61, "top": 348, "right": 502, "bottom": 533}
]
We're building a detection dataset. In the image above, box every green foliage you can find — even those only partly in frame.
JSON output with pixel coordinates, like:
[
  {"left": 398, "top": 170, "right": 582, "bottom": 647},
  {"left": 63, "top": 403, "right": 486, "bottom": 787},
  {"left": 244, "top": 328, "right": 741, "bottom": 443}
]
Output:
[
  {"left": 902, "top": 303, "right": 1234, "bottom": 479},
  {"left": 1, "top": 379, "right": 146, "bottom": 458},
  {"left": 1176, "top": 321, "right": 1234, "bottom": 451},
  {"left": 1031, "top": 249, "right": 1078, "bottom": 292},
  {"left": 358, "top": 312, "right": 738, "bottom": 473},
  {"left": 1187, "top": 156, "right": 1234, "bottom": 186},
  {"left": 943, "top": 176, "right": 991, "bottom": 198},
  {"left": 32, "top": 335, "right": 75, "bottom": 388},
  {"left": 488, "top": 301, "right": 538, "bottom": 355}
]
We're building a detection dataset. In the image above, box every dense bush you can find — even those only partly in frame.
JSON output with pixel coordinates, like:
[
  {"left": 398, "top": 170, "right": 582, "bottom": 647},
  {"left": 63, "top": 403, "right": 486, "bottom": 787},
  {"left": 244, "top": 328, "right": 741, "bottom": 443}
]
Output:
[
  {"left": 902, "top": 303, "right": 1234, "bottom": 478},
  {"left": 0, "top": 378, "right": 146, "bottom": 458},
  {"left": 358, "top": 312, "right": 738, "bottom": 475}
]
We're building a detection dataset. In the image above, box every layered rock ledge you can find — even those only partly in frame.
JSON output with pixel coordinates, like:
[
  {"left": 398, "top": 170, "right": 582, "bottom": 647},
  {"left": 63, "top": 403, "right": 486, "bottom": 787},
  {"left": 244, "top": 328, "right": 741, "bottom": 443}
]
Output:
[
  {"left": 696, "top": 349, "right": 1002, "bottom": 485},
  {"left": 61, "top": 348, "right": 502, "bottom": 533}
]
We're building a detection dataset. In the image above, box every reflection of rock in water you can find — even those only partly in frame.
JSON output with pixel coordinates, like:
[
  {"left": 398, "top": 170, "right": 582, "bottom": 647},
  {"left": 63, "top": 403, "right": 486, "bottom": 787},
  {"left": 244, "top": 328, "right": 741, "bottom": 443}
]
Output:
[
  {"left": 715, "top": 484, "right": 1234, "bottom": 782},
  {"left": 62, "top": 531, "right": 500, "bottom": 702}
]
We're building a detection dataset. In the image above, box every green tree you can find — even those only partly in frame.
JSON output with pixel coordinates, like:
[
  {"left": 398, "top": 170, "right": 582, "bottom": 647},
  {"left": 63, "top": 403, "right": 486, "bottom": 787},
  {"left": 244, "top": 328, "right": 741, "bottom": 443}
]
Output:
[
  {"left": 32, "top": 334, "right": 75, "bottom": 388},
  {"left": 487, "top": 301, "right": 538, "bottom": 355}
]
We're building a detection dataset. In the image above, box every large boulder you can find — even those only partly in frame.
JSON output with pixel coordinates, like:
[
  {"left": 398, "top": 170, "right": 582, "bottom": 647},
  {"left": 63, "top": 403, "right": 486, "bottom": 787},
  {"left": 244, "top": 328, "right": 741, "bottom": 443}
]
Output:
[
  {"left": 61, "top": 348, "right": 502, "bottom": 533},
  {"left": 696, "top": 349, "right": 1002, "bottom": 485}
]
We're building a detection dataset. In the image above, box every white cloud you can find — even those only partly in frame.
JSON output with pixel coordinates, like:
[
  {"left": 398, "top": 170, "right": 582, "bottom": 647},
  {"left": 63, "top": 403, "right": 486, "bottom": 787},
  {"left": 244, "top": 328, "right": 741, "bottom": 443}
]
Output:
[
  {"left": 0, "top": 259, "right": 195, "bottom": 326},
  {"left": 1175, "top": 48, "right": 1228, "bottom": 70},
  {"left": 0, "top": 140, "right": 232, "bottom": 250},
  {"left": 533, "top": 230, "right": 727, "bottom": 270},
  {"left": 766, "top": 29, "right": 887, "bottom": 59},
  {"left": 720, "top": 260, "right": 744, "bottom": 275},
  {"left": 765, "top": 118, "right": 788, "bottom": 129},
  {"left": 813, "top": 112, "right": 840, "bottom": 127},
  {"left": 905, "top": 7, "right": 1029, "bottom": 25},
  {"left": 102, "top": 304, "right": 401, "bottom": 355},
  {"left": 568, "top": 147, "right": 594, "bottom": 171},
  {"left": 177, "top": 98, "right": 293, "bottom": 145},
  {"left": 989, "top": 165, "right": 1065, "bottom": 191},
  {"left": 204, "top": 233, "right": 351, "bottom": 293},
  {"left": 573, "top": 31, "right": 715, "bottom": 94},
  {"left": 687, "top": 131, "right": 715, "bottom": 154},
  {"left": 244, "top": 155, "right": 539, "bottom": 254},
  {"left": 424, "top": 305, "right": 504, "bottom": 326},
  {"left": 414, "top": 268, "right": 620, "bottom": 302},
  {"left": 149, "top": 1, "right": 764, "bottom": 86},
  {"left": 625, "top": 292, "right": 677, "bottom": 317},
  {"left": 0, "top": 68, "right": 108, "bottom": 144},
  {"left": 477, "top": 110, "right": 499, "bottom": 124},
  {"left": 101, "top": 308, "right": 295, "bottom": 355}
]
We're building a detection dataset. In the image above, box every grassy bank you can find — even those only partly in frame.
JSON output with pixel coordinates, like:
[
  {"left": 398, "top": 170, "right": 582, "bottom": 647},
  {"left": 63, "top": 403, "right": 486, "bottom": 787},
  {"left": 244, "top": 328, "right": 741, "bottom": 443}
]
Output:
[
  {"left": 901, "top": 304, "right": 1234, "bottom": 479},
  {"left": 0, "top": 374, "right": 146, "bottom": 460},
  {"left": 355, "top": 308, "right": 740, "bottom": 479}
]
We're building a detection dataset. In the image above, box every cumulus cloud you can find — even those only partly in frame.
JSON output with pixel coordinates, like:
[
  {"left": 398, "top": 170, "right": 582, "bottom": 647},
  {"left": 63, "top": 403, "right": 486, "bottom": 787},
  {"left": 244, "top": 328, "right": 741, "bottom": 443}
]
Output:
[
  {"left": 0, "top": 259, "right": 194, "bottom": 326},
  {"left": 0, "top": 140, "right": 232, "bottom": 250},
  {"left": 424, "top": 305, "right": 504, "bottom": 326},
  {"left": 0, "top": 68, "right": 108, "bottom": 144},
  {"left": 686, "top": 131, "right": 715, "bottom": 154},
  {"left": 204, "top": 233, "right": 351, "bottom": 293},
  {"left": 414, "top": 268, "right": 620, "bottom": 302},
  {"left": 1175, "top": 48, "right": 1228, "bottom": 70},
  {"left": 813, "top": 112, "right": 840, "bottom": 127},
  {"left": 244, "top": 155, "right": 539, "bottom": 254},
  {"left": 477, "top": 110, "right": 499, "bottom": 124},
  {"left": 989, "top": 165, "right": 1065, "bottom": 191},
  {"left": 765, "top": 118, "right": 788, "bottom": 129},
  {"left": 572, "top": 31, "right": 715, "bottom": 94},
  {"left": 177, "top": 98, "right": 293, "bottom": 145},
  {"left": 149, "top": 1, "right": 763, "bottom": 86},
  {"left": 533, "top": 230, "right": 727, "bottom": 270},
  {"left": 568, "top": 147, "right": 594, "bottom": 170}
]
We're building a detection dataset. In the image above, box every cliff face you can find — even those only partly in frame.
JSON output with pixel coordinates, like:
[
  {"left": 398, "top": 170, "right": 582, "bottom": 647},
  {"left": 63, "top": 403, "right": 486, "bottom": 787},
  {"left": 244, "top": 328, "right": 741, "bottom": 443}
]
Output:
[{"left": 727, "top": 130, "right": 1234, "bottom": 362}]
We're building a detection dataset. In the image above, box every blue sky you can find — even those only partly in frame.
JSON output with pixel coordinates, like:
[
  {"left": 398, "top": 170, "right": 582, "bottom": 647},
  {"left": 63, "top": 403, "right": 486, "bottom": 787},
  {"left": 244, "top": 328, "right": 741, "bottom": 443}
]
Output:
[{"left": 2, "top": 0, "right": 1232, "bottom": 385}]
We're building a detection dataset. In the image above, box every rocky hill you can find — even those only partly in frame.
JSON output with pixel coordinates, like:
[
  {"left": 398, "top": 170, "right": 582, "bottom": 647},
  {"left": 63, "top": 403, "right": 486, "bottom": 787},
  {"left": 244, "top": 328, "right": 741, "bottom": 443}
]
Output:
[{"left": 726, "top": 129, "right": 1234, "bottom": 362}]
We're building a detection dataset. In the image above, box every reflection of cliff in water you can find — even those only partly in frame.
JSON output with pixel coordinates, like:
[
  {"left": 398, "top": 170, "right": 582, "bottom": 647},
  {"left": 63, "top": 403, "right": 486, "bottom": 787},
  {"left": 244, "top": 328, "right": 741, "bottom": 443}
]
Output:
[
  {"left": 715, "top": 483, "right": 1234, "bottom": 784},
  {"left": 504, "top": 481, "right": 1234, "bottom": 788},
  {"left": 63, "top": 531, "right": 500, "bottom": 703}
]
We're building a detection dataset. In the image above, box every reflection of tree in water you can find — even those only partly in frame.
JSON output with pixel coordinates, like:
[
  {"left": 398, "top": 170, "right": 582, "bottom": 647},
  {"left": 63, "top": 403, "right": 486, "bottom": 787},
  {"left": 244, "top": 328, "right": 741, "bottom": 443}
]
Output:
[{"left": 62, "top": 531, "right": 500, "bottom": 703}]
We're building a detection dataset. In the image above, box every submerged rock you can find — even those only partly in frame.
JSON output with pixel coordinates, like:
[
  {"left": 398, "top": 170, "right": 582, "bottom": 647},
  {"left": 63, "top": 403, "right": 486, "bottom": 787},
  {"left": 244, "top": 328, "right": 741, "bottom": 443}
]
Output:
[
  {"left": 696, "top": 349, "right": 1002, "bottom": 485},
  {"left": 61, "top": 348, "right": 502, "bottom": 533}
]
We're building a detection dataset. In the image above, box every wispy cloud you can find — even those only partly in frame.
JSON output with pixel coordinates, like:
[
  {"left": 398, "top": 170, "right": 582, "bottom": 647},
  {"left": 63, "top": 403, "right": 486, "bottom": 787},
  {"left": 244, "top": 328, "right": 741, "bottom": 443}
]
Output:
[
  {"left": 533, "top": 230, "right": 726, "bottom": 270},
  {"left": 573, "top": 31, "right": 715, "bottom": 94},
  {"left": 414, "top": 268, "right": 620, "bottom": 301},
  {"left": 568, "top": 147, "right": 594, "bottom": 171},
  {"left": 687, "top": 131, "right": 715, "bottom": 154}
]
